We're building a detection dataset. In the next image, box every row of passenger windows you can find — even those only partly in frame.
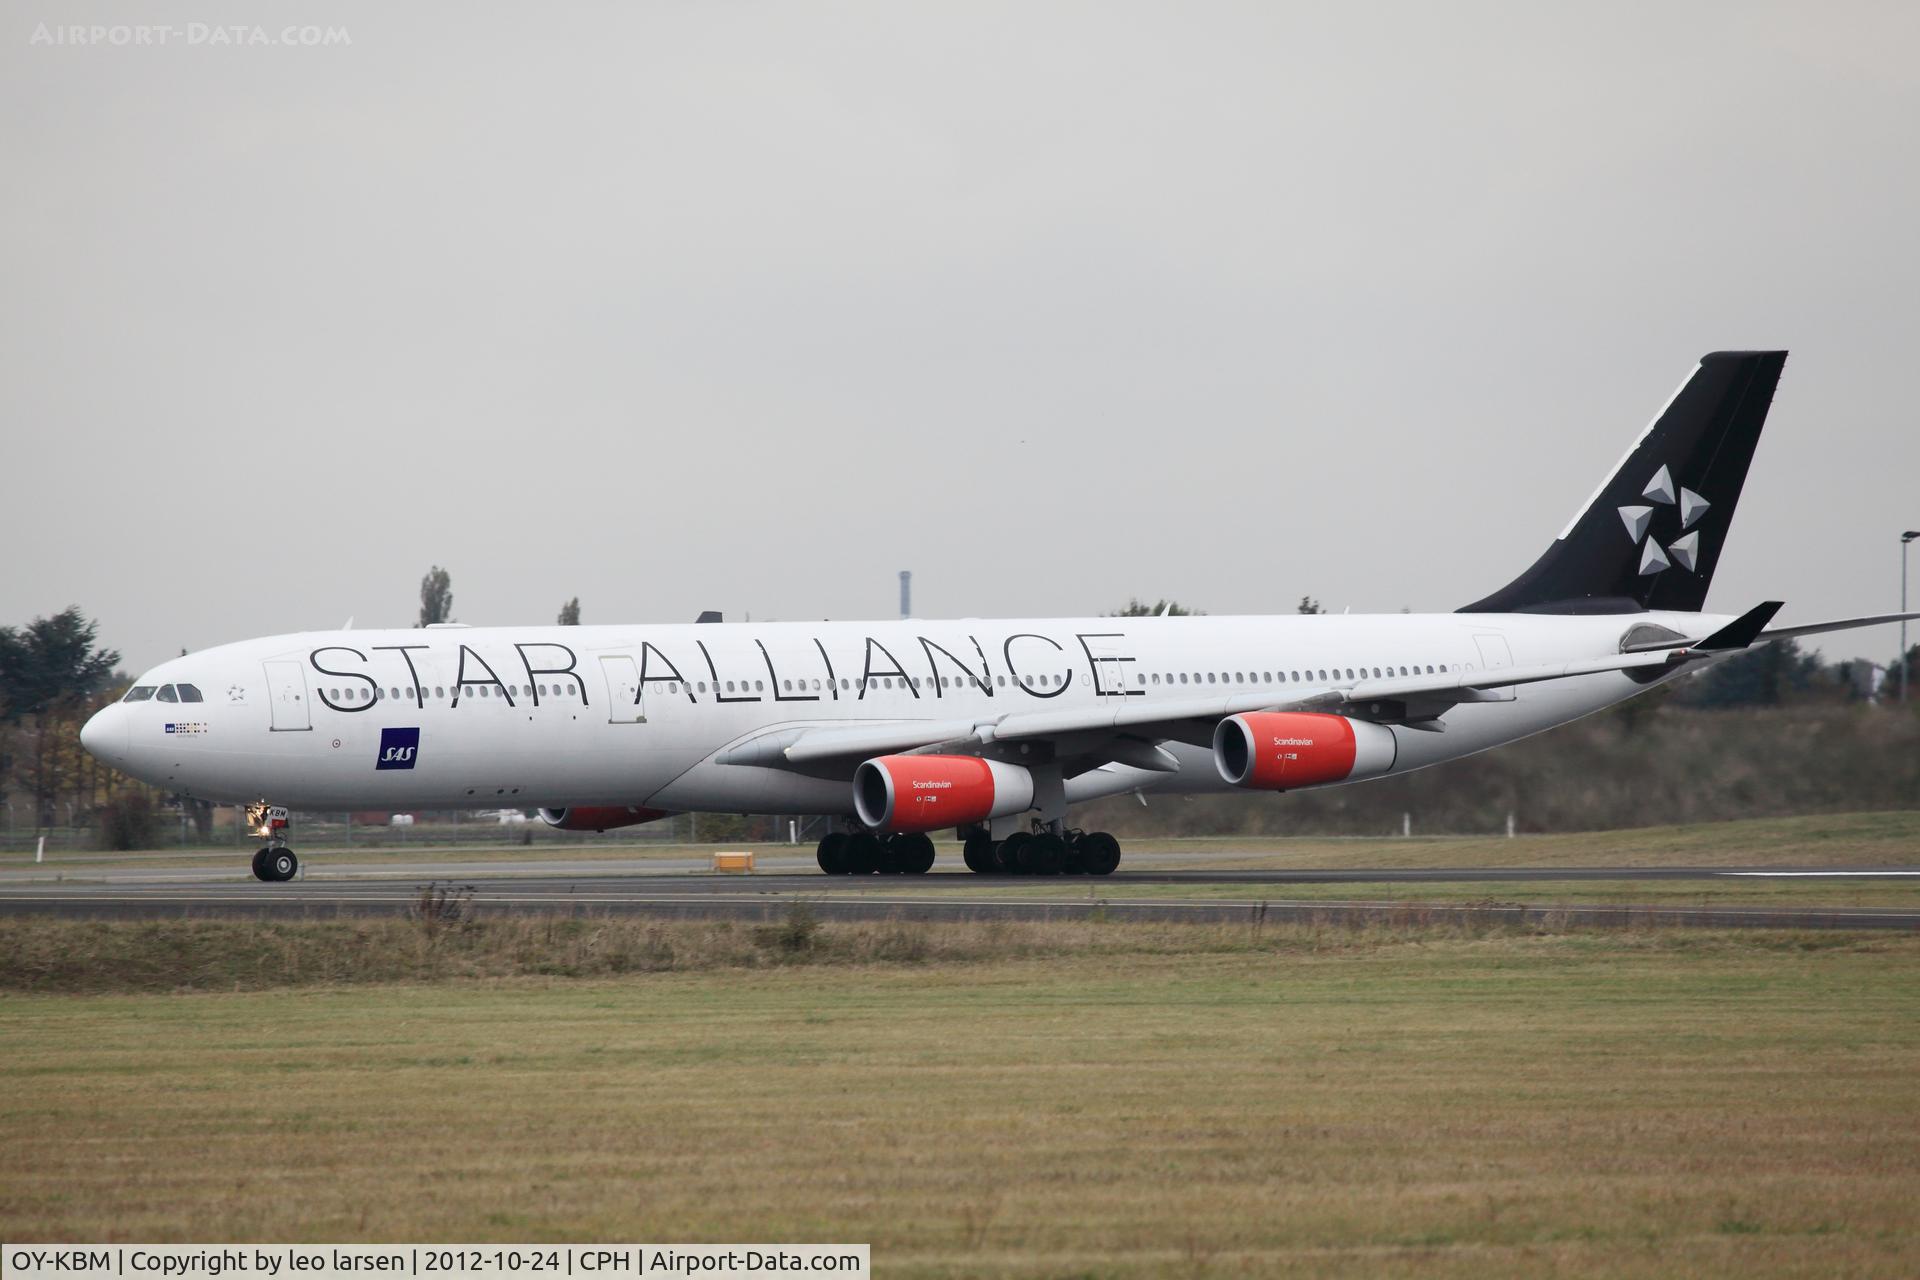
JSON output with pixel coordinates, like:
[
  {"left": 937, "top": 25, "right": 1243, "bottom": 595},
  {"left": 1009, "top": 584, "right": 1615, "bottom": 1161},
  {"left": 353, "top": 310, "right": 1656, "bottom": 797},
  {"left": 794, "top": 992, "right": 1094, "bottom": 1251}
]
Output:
[
  {"left": 129, "top": 662, "right": 1456, "bottom": 712},
  {"left": 324, "top": 683, "right": 581, "bottom": 702},
  {"left": 1146, "top": 663, "right": 1451, "bottom": 686},
  {"left": 123, "top": 683, "right": 203, "bottom": 703},
  {"left": 683, "top": 665, "right": 1452, "bottom": 695},
  {"left": 323, "top": 663, "right": 1456, "bottom": 705}
]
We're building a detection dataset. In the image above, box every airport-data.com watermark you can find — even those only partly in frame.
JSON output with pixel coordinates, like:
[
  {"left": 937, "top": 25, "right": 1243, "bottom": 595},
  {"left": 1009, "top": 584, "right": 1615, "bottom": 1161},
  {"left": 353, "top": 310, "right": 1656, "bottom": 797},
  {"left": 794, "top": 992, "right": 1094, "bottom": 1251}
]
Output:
[{"left": 28, "top": 21, "right": 351, "bottom": 48}]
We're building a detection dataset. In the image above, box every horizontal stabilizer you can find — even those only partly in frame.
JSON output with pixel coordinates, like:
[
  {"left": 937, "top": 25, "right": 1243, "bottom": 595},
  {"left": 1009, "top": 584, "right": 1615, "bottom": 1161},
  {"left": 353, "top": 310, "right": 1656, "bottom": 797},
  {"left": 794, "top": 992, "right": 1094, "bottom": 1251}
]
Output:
[{"left": 1696, "top": 601, "right": 1784, "bottom": 650}]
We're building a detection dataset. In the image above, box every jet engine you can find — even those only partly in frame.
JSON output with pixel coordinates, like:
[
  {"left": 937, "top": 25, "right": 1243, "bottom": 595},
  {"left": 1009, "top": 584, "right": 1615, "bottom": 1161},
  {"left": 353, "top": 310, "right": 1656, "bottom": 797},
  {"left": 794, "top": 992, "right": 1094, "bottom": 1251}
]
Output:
[
  {"left": 1213, "top": 712, "right": 1397, "bottom": 791},
  {"left": 853, "top": 754, "right": 1036, "bottom": 834},
  {"left": 538, "top": 805, "right": 672, "bottom": 832}
]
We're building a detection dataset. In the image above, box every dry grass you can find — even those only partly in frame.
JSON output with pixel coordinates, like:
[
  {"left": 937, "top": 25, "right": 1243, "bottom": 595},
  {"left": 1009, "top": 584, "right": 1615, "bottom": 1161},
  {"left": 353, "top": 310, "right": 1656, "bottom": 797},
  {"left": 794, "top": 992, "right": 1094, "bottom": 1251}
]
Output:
[
  {"left": 2, "top": 922, "right": 1918, "bottom": 1277},
  {"left": 0, "top": 910, "right": 1569, "bottom": 994}
]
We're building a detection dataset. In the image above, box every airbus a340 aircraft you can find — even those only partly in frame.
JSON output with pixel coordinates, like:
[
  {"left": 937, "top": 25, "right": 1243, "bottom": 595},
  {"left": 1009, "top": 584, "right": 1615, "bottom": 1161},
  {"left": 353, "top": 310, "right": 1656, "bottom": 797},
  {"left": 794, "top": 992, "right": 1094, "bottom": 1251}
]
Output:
[{"left": 81, "top": 351, "right": 1914, "bottom": 881}]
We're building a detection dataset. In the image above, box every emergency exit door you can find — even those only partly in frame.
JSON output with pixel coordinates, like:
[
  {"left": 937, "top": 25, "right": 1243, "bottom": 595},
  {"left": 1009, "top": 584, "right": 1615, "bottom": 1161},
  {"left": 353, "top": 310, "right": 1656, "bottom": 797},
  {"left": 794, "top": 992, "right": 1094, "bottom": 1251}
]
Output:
[{"left": 601, "top": 655, "right": 646, "bottom": 723}]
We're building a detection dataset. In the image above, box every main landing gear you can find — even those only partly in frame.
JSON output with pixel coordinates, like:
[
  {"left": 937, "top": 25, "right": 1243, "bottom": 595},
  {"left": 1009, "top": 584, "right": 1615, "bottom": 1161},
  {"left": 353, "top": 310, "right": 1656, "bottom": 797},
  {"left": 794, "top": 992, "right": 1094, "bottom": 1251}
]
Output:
[
  {"left": 816, "top": 830, "right": 938, "bottom": 875},
  {"left": 246, "top": 802, "right": 299, "bottom": 882},
  {"left": 962, "top": 828, "right": 1121, "bottom": 876}
]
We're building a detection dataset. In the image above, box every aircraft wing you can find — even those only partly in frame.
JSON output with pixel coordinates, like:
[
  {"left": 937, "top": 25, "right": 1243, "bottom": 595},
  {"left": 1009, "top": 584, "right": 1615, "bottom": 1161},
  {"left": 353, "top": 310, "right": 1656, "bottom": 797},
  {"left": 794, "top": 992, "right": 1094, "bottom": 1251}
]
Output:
[{"left": 765, "top": 646, "right": 1701, "bottom": 767}]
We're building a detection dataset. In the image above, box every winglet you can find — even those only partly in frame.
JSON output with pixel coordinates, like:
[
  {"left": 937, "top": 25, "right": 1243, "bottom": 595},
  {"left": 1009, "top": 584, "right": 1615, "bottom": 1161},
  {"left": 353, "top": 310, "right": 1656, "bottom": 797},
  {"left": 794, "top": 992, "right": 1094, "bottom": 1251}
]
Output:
[{"left": 1697, "top": 601, "right": 1784, "bottom": 651}]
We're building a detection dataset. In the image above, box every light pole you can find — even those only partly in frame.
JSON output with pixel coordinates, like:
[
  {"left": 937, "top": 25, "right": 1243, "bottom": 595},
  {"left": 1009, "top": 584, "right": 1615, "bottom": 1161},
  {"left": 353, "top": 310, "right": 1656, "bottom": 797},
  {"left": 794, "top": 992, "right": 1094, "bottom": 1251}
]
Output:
[{"left": 1904, "top": 532, "right": 1920, "bottom": 703}]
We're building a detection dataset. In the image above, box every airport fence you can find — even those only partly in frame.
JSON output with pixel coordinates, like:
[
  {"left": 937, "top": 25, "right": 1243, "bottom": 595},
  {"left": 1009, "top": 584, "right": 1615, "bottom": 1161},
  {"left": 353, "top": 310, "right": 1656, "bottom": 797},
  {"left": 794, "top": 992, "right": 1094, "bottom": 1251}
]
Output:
[{"left": 0, "top": 807, "right": 827, "bottom": 858}]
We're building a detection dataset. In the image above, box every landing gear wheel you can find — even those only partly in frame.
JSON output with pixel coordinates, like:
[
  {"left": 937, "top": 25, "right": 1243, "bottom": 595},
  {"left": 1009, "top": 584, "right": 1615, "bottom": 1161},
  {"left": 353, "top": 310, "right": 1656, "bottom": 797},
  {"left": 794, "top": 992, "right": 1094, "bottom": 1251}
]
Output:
[
  {"left": 1061, "top": 834, "right": 1090, "bottom": 875},
  {"left": 816, "top": 832, "right": 850, "bottom": 875},
  {"left": 899, "top": 833, "right": 937, "bottom": 874},
  {"left": 995, "top": 832, "right": 1030, "bottom": 875},
  {"left": 962, "top": 832, "right": 994, "bottom": 874},
  {"left": 843, "top": 831, "right": 882, "bottom": 875},
  {"left": 877, "top": 836, "right": 907, "bottom": 875},
  {"left": 251, "top": 848, "right": 274, "bottom": 881},
  {"left": 1081, "top": 831, "right": 1121, "bottom": 876},
  {"left": 267, "top": 849, "right": 298, "bottom": 882},
  {"left": 1019, "top": 832, "right": 1066, "bottom": 875}
]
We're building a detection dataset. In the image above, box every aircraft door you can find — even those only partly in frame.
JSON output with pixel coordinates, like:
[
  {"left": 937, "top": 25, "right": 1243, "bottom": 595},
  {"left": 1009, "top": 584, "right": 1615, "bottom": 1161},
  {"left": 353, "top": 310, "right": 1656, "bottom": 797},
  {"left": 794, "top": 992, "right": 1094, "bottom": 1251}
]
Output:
[
  {"left": 601, "top": 654, "right": 646, "bottom": 723},
  {"left": 264, "top": 660, "right": 312, "bottom": 731},
  {"left": 1087, "top": 638, "right": 1138, "bottom": 697},
  {"left": 1471, "top": 634, "right": 1517, "bottom": 702}
]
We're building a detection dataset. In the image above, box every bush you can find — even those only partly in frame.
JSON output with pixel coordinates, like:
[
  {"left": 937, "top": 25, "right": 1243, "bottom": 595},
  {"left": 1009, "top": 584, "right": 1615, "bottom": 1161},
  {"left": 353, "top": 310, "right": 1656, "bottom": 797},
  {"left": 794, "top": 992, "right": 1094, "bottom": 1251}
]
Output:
[{"left": 97, "top": 793, "right": 159, "bottom": 851}]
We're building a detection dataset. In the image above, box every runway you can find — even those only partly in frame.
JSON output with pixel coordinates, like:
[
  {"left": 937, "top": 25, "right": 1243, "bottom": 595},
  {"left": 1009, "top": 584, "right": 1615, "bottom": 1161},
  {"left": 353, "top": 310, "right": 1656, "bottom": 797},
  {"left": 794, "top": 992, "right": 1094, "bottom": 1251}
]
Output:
[{"left": 3, "top": 862, "right": 1917, "bottom": 930}]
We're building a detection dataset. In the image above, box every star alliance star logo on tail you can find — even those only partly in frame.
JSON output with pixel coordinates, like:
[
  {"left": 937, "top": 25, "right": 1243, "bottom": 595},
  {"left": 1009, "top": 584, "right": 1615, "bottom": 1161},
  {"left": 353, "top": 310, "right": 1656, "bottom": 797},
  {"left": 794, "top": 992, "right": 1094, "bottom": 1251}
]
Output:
[
  {"left": 377, "top": 727, "right": 420, "bottom": 770},
  {"left": 1618, "top": 464, "right": 1709, "bottom": 575}
]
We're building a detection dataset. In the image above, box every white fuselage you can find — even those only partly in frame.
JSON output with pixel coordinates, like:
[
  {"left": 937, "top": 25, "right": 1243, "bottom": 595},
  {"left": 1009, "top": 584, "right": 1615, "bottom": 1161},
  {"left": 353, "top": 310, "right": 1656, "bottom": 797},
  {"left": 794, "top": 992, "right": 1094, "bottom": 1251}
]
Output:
[{"left": 82, "top": 610, "right": 1720, "bottom": 817}]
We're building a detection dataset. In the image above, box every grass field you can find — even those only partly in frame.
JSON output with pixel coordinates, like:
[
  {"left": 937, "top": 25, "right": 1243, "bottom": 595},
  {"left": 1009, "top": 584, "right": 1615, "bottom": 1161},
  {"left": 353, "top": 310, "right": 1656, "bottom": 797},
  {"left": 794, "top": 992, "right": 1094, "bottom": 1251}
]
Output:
[{"left": 3, "top": 917, "right": 1918, "bottom": 1276}]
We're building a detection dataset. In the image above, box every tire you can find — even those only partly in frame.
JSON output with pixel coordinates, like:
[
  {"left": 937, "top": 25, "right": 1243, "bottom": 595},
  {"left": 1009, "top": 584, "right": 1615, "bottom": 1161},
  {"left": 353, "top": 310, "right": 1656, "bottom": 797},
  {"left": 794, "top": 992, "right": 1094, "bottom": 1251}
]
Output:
[
  {"left": 1061, "top": 835, "right": 1090, "bottom": 875},
  {"left": 843, "top": 831, "right": 882, "bottom": 875},
  {"left": 268, "top": 849, "right": 299, "bottom": 882},
  {"left": 1020, "top": 832, "right": 1066, "bottom": 875},
  {"left": 1082, "top": 832, "right": 1121, "bottom": 876},
  {"left": 962, "top": 832, "right": 993, "bottom": 873},
  {"left": 816, "top": 832, "right": 850, "bottom": 875},
  {"left": 902, "top": 833, "right": 937, "bottom": 874},
  {"left": 250, "top": 848, "right": 274, "bottom": 882},
  {"left": 877, "top": 836, "right": 907, "bottom": 874},
  {"left": 995, "top": 832, "right": 1029, "bottom": 874}
]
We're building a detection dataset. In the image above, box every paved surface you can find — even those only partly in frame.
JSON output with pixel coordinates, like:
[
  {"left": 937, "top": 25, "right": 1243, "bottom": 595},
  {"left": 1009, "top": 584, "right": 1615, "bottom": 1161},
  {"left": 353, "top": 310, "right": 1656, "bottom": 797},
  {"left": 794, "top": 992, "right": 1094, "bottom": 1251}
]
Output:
[{"left": 2, "top": 862, "right": 1917, "bottom": 930}]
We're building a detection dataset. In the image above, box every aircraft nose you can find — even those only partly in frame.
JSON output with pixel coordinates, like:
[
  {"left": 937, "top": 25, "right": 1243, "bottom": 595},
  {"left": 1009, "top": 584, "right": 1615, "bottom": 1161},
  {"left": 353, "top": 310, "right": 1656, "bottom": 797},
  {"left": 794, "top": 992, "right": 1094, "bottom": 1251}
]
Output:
[{"left": 80, "top": 703, "right": 127, "bottom": 766}]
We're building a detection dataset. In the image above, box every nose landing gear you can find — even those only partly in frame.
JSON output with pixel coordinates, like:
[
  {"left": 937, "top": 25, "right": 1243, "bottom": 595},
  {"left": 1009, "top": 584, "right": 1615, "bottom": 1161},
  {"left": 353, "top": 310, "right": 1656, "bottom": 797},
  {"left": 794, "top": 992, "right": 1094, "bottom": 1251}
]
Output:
[{"left": 246, "top": 802, "right": 299, "bottom": 882}]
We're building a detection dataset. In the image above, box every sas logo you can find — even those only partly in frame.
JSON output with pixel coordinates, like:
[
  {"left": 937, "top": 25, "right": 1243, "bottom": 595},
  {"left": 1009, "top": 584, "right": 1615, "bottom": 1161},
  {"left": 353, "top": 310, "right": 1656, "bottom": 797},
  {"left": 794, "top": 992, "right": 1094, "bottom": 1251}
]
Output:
[{"left": 377, "top": 727, "right": 421, "bottom": 770}]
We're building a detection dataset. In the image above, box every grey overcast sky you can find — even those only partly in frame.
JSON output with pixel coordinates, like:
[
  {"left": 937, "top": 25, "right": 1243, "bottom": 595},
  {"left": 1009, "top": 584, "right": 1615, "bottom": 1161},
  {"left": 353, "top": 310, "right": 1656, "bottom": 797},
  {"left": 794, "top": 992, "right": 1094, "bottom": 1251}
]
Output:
[{"left": 4, "top": 1, "right": 1918, "bottom": 676}]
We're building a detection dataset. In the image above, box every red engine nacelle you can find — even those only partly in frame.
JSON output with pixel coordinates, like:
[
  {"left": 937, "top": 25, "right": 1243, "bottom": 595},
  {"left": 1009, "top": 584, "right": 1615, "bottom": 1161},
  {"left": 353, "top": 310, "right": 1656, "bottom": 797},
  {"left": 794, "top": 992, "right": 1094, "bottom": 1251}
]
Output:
[
  {"left": 852, "top": 754, "right": 1036, "bottom": 834},
  {"left": 1213, "top": 712, "right": 1397, "bottom": 791},
  {"left": 538, "top": 805, "right": 673, "bottom": 832}
]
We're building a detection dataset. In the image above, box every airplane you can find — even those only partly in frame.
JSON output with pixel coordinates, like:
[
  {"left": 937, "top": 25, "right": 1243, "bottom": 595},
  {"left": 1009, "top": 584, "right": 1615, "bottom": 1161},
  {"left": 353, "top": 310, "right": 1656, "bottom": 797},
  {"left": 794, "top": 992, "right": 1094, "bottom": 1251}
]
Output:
[{"left": 80, "top": 350, "right": 1917, "bottom": 882}]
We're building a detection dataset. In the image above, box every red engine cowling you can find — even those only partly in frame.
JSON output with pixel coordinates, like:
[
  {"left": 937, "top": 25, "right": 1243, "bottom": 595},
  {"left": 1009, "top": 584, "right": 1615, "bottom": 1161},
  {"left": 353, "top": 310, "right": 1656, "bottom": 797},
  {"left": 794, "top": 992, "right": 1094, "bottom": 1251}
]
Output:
[
  {"left": 1213, "top": 712, "right": 1397, "bottom": 791},
  {"left": 538, "top": 805, "right": 672, "bottom": 832},
  {"left": 853, "top": 755, "right": 1036, "bottom": 834}
]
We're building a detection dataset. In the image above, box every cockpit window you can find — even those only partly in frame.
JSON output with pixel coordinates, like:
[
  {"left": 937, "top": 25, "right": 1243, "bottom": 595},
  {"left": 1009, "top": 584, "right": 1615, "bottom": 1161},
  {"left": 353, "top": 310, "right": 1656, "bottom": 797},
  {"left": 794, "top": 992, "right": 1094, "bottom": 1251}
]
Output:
[
  {"left": 176, "top": 683, "right": 204, "bottom": 702},
  {"left": 156, "top": 685, "right": 179, "bottom": 703},
  {"left": 124, "top": 686, "right": 156, "bottom": 703}
]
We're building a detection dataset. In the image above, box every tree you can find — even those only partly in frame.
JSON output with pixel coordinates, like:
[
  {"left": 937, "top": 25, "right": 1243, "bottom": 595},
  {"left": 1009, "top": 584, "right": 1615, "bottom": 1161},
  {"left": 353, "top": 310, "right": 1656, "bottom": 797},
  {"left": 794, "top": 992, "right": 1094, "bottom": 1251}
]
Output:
[
  {"left": 1676, "top": 637, "right": 1823, "bottom": 708},
  {"left": 1890, "top": 644, "right": 1920, "bottom": 702},
  {"left": 0, "top": 608, "right": 120, "bottom": 829},
  {"left": 557, "top": 597, "right": 581, "bottom": 626},
  {"left": 1111, "top": 599, "right": 1201, "bottom": 617},
  {"left": 1298, "top": 596, "right": 1324, "bottom": 615},
  {"left": 0, "top": 608, "right": 119, "bottom": 720},
  {"left": 417, "top": 567, "right": 453, "bottom": 627}
]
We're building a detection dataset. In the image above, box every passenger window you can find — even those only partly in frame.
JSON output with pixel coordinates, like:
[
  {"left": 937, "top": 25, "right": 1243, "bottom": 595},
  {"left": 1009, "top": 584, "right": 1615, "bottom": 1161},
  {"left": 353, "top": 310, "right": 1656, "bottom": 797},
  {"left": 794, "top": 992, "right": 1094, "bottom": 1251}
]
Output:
[
  {"left": 175, "top": 683, "right": 204, "bottom": 702},
  {"left": 156, "top": 685, "right": 178, "bottom": 703},
  {"left": 123, "top": 686, "right": 156, "bottom": 702}
]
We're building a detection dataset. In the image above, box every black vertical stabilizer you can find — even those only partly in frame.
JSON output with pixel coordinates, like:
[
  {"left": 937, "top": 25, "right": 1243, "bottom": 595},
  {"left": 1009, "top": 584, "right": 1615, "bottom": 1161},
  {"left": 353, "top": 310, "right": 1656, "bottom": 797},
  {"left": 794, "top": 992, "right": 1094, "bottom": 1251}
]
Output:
[{"left": 1460, "top": 350, "right": 1787, "bottom": 615}]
